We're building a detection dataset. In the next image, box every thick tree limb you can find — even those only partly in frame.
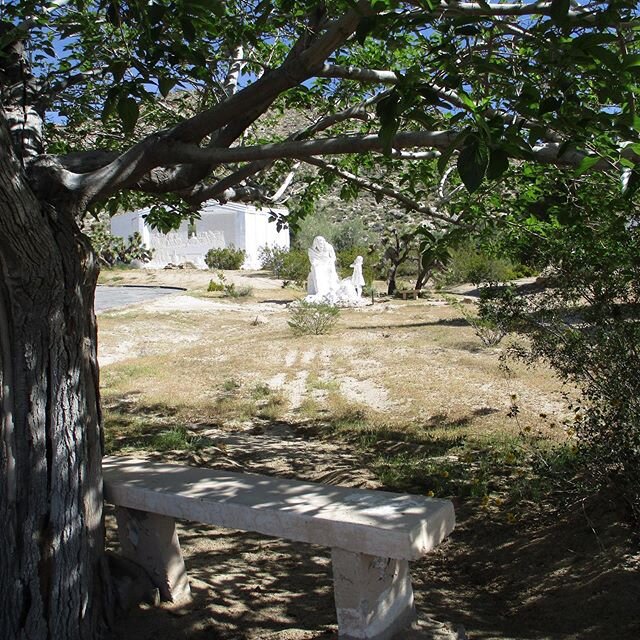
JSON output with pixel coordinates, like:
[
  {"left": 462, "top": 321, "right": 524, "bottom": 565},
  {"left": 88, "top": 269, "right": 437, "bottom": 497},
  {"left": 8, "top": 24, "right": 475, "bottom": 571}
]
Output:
[
  {"left": 413, "top": 1, "right": 598, "bottom": 19},
  {"left": 167, "top": 131, "right": 589, "bottom": 168},
  {"left": 69, "top": 1, "right": 373, "bottom": 203}
]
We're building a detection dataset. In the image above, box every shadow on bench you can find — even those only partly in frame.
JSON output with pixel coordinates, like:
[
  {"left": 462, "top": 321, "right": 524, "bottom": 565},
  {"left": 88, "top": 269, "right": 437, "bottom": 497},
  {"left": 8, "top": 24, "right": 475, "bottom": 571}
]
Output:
[{"left": 103, "top": 456, "right": 455, "bottom": 640}]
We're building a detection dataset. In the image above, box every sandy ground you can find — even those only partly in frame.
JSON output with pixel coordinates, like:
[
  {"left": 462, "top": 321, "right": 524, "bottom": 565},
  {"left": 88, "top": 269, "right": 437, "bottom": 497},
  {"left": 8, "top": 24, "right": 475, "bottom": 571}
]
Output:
[{"left": 101, "top": 270, "right": 640, "bottom": 640}]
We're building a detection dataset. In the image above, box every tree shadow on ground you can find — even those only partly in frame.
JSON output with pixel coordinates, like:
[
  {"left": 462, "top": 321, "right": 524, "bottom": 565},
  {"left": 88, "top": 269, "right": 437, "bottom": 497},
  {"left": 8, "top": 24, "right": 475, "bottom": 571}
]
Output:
[
  {"left": 103, "top": 402, "right": 640, "bottom": 640},
  {"left": 347, "top": 318, "right": 470, "bottom": 330}
]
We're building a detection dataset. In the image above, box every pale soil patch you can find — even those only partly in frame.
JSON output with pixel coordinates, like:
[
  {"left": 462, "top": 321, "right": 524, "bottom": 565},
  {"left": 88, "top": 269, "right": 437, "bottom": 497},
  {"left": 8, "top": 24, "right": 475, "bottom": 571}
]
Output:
[{"left": 101, "top": 270, "right": 639, "bottom": 640}]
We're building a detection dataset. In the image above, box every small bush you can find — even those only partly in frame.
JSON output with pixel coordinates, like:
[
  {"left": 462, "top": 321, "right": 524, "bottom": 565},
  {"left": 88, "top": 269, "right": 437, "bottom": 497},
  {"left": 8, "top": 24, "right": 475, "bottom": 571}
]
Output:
[
  {"left": 288, "top": 301, "right": 340, "bottom": 335},
  {"left": 205, "top": 245, "right": 246, "bottom": 270},
  {"left": 207, "top": 279, "right": 224, "bottom": 292},
  {"left": 223, "top": 284, "right": 253, "bottom": 298},
  {"left": 86, "top": 221, "right": 153, "bottom": 267},
  {"left": 208, "top": 271, "right": 252, "bottom": 297}
]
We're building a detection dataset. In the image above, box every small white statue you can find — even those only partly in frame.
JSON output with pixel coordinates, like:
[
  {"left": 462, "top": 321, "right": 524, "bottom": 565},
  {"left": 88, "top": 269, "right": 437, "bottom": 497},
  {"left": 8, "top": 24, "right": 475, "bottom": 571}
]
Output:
[
  {"left": 307, "top": 235, "right": 340, "bottom": 296},
  {"left": 350, "top": 255, "right": 365, "bottom": 297}
]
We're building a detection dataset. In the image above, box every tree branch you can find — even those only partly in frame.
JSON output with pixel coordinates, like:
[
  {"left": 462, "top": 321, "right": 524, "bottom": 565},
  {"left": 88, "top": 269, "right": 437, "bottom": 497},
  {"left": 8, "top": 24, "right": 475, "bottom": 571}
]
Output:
[
  {"left": 304, "top": 156, "right": 457, "bottom": 225},
  {"left": 167, "top": 130, "right": 590, "bottom": 168}
]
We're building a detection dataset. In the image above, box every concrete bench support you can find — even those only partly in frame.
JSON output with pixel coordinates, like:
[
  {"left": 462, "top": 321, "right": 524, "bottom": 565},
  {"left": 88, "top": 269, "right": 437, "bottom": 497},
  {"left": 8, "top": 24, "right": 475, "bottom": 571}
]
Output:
[
  {"left": 114, "top": 506, "right": 191, "bottom": 603},
  {"left": 331, "top": 548, "right": 416, "bottom": 640}
]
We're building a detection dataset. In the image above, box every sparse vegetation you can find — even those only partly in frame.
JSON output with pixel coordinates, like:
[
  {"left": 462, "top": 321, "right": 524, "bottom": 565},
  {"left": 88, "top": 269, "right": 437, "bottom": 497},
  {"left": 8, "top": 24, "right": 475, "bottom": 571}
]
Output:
[{"left": 287, "top": 301, "right": 340, "bottom": 335}]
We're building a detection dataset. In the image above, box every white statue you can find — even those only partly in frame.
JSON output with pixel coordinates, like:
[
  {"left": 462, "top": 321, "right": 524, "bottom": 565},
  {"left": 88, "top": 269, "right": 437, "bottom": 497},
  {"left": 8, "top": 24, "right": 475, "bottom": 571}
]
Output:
[
  {"left": 304, "top": 236, "right": 366, "bottom": 307},
  {"left": 350, "top": 255, "right": 365, "bottom": 297},
  {"left": 307, "top": 236, "right": 340, "bottom": 296}
]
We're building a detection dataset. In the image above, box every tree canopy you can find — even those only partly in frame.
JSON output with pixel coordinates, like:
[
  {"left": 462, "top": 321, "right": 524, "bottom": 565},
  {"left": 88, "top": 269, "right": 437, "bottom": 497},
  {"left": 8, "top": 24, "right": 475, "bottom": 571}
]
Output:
[
  {"left": 3, "top": 0, "right": 640, "bottom": 230},
  {"left": 3, "top": 4, "right": 640, "bottom": 638}
]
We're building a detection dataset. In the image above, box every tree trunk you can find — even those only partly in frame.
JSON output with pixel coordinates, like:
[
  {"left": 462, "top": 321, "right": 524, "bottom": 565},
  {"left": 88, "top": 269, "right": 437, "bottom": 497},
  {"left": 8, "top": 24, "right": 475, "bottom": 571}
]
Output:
[
  {"left": 0, "top": 116, "right": 105, "bottom": 638},
  {"left": 387, "top": 265, "right": 398, "bottom": 296}
]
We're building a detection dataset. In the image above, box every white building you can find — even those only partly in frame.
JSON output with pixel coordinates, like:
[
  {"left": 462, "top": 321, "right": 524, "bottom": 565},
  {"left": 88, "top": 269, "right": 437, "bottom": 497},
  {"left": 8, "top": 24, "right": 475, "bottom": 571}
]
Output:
[{"left": 110, "top": 201, "right": 289, "bottom": 269}]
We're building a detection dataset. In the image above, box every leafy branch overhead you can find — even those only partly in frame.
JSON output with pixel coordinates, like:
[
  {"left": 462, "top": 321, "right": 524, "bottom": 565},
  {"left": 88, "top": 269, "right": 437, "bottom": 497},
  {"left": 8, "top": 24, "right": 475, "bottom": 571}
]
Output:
[{"left": 4, "top": 0, "right": 640, "bottom": 232}]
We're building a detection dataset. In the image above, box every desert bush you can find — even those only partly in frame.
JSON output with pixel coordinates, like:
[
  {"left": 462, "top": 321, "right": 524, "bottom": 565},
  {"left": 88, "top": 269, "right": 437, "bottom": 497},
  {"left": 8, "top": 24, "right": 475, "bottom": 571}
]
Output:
[
  {"left": 207, "top": 279, "right": 224, "bottom": 292},
  {"left": 288, "top": 301, "right": 340, "bottom": 335},
  {"left": 259, "top": 246, "right": 309, "bottom": 286},
  {"left": 205, "top": 245, "right": 246, "bottom": 270},
  {"left": 224, "top": 284, "right": 253, "bottom": 298},
  {"left": 336, "top": 246, "right": 379, "bottom": 282},
  {"left": 440, "top": 243, "right": 517, "bottom": 286},
  {"left": 208, "top": 271, "right": 252, "bottom": 297},
  {"left": 477, "top": 172, "right": 640, "bottom": 523}
]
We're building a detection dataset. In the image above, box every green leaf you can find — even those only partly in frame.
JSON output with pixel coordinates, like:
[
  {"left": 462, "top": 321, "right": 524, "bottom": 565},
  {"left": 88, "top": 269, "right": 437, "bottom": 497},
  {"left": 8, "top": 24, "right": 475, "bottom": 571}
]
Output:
[
  {"left": 158, "top": 76, "right": 175, "bottom": 98},
  {"left": 457, "top": 135, "right": 489, "bottom": 193},
  {"left": 575, "top": 155, "right": 600, "bottom": 176},
  {"left": 591, "top": 46, "right": 620, "bottom": 70},
  {"left": 549, "top": 0, "right": 570, "bottom": 22},
  {"left": 458, "top": 90, "right": 476, "bottom": 112},
  {"left": 486, "top": 148, "right": 509, "bottom": 181},
  {"left": 355, "top": 16, "right": 377, "bottom": 45},
  {"left": 624, "top": 54, "right": 640, "bottom": 69},
  {"left": 376, "top": 90, "right": 400, "bottom": 155},
  {"left": 538, "top": 96, "right": 563, "bottom": 116},
  {"left": 117, "top": 96, "right": 139, "bottom": 134}
]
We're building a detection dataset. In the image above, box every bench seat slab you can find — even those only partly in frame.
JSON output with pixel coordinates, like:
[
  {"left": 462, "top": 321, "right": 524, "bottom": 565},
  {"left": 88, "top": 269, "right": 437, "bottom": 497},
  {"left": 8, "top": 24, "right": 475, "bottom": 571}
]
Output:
[
  {"left": 103, "top": 456, "right": 455, "bottom": 561},
  {"left": 332, "top": 548, "right": 416, "bottom": 640}
]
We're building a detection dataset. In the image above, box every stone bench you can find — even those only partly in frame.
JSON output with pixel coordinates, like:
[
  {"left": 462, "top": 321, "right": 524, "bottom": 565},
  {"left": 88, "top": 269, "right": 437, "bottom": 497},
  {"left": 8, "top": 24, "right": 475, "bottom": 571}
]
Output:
[
  {"left": 103, "top": 456, "right": 455, "bottom": 640},
  {"left": 397, "top": 289, "right": 420, "bottom": 300}
]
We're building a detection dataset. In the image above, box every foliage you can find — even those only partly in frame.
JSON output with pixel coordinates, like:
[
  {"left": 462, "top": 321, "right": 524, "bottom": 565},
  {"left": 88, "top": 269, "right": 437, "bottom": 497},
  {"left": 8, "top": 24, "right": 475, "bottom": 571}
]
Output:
[
  {"left": 205, "top": 245, "right": 246, "bottom": 270},
  {"left": 439, "top": 241, "right": 518, "bottom": 287},
  {"left": 209, "top": 271, "right": 252, "bottom": 298},
  {"left": 287, "top": 301, "right": 340, "bottom": 336},
  {"left": 85, "top": 221, "right": 153, "bottom": 267},
  {"left": 447, "top": 295, "right": 507, "bottom": 347},
  {"left": 259, "top": 245, "right": 309, "bottom": 287},
  {"left": 207, "top": 279, "right": 224, "bottom": 292},
  {"left": 293, "top": 209, "right": 371, "bottom": 253},
  {"left": 478, "top": 171, "right": 640, "bottom": 522},
  {"left": 336, "top": 245, "right": 378, "bottom": 281}
]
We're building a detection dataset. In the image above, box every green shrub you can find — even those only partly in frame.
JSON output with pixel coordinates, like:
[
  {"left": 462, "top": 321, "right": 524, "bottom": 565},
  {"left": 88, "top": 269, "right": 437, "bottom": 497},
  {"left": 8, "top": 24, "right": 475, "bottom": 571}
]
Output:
[
  {"left": 288, "top": 301, "right": 340, "bottom": 335},
  {"left": 439, "top": 243, "right": 517, "bottom": 286},
  {"left": 205, "top": 245, "right": 246, "bottom": 270},
  {"left": 259, "top": 246, "right": 309, "bottom": 286},
  {"left": 336, "top": 246, "right": 379, "bottom": 282},
  {"left": 207, "top": 279, "right": 224, "bottom": 292},
  {"left": 223, "top": 284, "right": 253, "bottom": 298},
  {"left": 476, "top": 173, "right": 640, "bottom": 523}
]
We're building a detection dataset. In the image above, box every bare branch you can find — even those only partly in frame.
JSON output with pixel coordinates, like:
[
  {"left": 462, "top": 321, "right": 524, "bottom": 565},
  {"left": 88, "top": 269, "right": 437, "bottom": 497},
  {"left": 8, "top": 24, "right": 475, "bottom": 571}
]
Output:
[{"left": 222, "top": 45, "right": 245, "bottom": 97}]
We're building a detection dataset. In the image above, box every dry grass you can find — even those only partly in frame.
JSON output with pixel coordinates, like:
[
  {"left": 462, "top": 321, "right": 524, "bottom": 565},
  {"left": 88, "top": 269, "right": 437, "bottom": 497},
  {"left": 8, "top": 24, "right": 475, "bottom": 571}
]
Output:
[
  {"left": 100, "top": 269, "right": 640, "bottom": 640},
  {"left": 98, "top": 269, "right": 573, "bottom": 501}
]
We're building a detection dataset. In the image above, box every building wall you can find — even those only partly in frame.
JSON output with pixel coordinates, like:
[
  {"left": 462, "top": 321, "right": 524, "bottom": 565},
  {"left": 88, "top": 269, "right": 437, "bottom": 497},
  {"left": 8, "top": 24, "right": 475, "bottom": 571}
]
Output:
[{"left": 110, "top": 203, "right": 289, "bottom": 269}]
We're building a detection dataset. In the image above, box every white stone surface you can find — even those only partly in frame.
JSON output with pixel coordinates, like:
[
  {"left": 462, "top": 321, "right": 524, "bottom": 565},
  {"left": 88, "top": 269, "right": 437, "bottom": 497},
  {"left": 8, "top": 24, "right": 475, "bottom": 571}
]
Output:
[
  {"left": 103, "top": 456, "right": 455, "bottom": 560},
  {"left": 115, "top": 506, "right": 192, "bottom": 603},
  {"left": 332, "top": 548, "right": 416, "bottom": 640}
]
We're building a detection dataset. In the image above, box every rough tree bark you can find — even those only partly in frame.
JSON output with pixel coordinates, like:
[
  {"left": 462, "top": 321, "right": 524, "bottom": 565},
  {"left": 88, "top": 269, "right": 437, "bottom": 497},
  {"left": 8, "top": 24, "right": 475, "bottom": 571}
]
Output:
[{"left": 0, "top": 112, "right": 105, "bottom": 638}]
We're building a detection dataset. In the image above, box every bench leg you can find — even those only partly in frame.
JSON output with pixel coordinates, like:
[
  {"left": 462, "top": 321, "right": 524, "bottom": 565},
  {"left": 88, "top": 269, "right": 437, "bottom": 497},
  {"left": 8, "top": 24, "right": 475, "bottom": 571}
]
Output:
[
  {"left": 331, "top": 548, "right": 416, "bottom": 640},
  {"left": 114, "top": 506, "right": 192, "bottom": 604}
]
